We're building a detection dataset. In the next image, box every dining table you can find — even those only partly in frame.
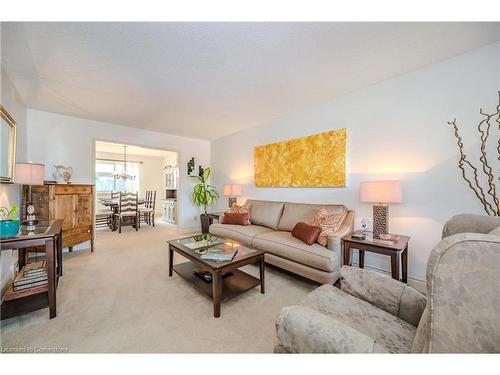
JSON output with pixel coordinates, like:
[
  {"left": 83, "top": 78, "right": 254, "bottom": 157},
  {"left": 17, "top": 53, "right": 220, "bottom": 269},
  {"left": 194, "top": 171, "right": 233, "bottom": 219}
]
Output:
[{"left": 98, "top": 197, "right": 145, "bottom": 231}]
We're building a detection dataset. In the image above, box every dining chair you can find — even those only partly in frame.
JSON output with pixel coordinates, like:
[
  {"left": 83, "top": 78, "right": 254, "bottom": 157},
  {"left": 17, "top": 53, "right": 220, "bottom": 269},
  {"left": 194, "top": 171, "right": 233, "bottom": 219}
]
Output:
[
  {"left": 95, "top": 191, "right": 115, "bottom": 228},
  {"left": 139, "top": 190, "right": 156, "bottom": 227},
  {"left": 115, "top": 192, "right": 139, "bottom": 233}
]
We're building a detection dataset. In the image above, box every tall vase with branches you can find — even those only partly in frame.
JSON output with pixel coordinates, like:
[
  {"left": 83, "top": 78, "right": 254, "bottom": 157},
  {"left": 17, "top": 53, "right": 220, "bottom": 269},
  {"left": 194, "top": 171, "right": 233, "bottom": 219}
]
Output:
[
  {"left": 190, "top": 167, "right": 219, "bottom": 232},
  {"left": 448, "top": 91, "right": 500, "bottom": 216}
]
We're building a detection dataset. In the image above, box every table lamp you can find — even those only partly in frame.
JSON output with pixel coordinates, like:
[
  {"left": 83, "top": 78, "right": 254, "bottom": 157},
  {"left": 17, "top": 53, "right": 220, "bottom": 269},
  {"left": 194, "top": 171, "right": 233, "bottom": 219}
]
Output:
[
  {"left": 360, "top": 180, "right": 402, "bottom": 238},
  {"left": 15, "top": 162, "right": 45, "bottom": 227},
  {"left": 223, "top": 184, "right": 242, "bottom": 208}
]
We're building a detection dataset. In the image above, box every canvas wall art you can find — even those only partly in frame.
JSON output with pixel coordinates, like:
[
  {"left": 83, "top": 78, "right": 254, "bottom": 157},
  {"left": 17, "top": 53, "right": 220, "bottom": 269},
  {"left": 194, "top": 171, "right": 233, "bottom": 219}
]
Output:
[{"left": 254, "top": 128, "right": 347, "bottom": 187}]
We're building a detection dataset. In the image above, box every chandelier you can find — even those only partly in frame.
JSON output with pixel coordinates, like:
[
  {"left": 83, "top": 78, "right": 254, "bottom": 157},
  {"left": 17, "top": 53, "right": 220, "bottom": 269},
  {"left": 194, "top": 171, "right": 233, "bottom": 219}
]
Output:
[{"left": 114, "top": 145, "right": 136, "bottom": 181}]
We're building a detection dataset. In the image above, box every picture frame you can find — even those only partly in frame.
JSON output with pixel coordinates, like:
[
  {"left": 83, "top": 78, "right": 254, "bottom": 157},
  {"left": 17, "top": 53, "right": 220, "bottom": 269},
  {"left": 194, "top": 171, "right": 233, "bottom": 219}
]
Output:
[{"left": 0, "top": 105, "right": 17, "bottom": 183}]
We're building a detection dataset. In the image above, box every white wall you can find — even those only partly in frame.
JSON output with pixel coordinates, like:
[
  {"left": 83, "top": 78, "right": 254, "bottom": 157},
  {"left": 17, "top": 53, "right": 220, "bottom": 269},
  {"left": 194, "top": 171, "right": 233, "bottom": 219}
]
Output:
[
  {"left": 95, "top": 150, "right": 168, "bottom": 216},
  {"left": 26, "top": 110, "right": 210, "bottom": 231},
  {"left": 211, "top": 42, "right": 500, "bottom": 284},
  {"left": 0, "top": 67, "right": 28, "bottom": 294}
]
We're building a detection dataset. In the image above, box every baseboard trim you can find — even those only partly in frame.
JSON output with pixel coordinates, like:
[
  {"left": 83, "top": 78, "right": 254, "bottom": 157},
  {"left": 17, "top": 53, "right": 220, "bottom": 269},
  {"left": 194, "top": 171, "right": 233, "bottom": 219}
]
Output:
[{"left": 350, "top": 261, "right": 427, "bottom": 295}]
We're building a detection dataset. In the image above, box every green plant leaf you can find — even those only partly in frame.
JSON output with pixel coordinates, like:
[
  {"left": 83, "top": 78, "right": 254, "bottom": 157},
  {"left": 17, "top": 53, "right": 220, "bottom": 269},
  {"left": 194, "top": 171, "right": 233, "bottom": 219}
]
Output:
[{"left": 203, "top": 167, "right": 211, "bottom": 181}]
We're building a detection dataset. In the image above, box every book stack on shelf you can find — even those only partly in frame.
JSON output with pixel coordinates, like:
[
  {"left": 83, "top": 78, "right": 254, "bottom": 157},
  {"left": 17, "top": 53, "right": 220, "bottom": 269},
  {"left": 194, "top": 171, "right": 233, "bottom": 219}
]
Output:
[{"left": 13, "top": 260, "right": 48, "bottom": 291}]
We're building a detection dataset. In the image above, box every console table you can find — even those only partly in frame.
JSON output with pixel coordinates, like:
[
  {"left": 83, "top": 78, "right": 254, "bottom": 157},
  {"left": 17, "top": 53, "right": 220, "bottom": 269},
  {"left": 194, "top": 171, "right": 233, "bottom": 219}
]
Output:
[
  {"left": 341, "top": 231, "right": 410, "bottom": 283},
  {"left": 0, "top": 220, "right": 63, "bottom": 319}
]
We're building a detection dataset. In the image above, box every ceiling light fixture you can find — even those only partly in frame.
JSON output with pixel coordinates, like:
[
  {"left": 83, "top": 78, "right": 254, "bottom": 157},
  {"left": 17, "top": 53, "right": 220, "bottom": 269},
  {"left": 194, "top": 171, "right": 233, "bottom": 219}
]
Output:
[{"left": 114, "top": 145, "right": 136, "bottom": 181}]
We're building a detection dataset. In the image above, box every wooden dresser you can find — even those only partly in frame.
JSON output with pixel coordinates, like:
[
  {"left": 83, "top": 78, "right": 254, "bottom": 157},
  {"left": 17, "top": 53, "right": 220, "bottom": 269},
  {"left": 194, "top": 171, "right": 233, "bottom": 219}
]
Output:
[{"left": 22, "top": 183, "right": 95, "bottom": 252}]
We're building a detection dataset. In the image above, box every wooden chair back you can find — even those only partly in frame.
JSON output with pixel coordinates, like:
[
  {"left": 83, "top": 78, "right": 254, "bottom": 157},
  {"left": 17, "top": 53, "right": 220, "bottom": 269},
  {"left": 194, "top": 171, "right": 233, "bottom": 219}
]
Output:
[
  {"left": 118, "top": 192, "right": 138, "bottom": 214},
  {"left": 146, "top": 190, "right": 156, "bottom": 210}
]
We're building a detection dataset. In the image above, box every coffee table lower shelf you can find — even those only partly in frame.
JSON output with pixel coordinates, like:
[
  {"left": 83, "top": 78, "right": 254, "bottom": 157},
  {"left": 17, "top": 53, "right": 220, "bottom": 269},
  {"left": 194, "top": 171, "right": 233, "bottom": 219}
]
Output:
[{"left": 173, "top": 261, "right": 261, "bottom": 303}]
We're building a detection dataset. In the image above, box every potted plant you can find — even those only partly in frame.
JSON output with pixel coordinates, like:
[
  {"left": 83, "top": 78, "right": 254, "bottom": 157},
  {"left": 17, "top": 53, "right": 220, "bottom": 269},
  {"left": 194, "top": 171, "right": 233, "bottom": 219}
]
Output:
[
  {"left": 190, "top": 167, "right": 219, "bottom": 233},
  {"left": 0, "top": 204, "right": 20, "bottom": 239}
]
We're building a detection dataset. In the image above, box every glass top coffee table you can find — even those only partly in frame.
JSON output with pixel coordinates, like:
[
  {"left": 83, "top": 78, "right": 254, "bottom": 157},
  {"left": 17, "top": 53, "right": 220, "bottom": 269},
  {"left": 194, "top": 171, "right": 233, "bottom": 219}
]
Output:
[{"left": 168, "top": 234, "right": 265, "bottom": 318}]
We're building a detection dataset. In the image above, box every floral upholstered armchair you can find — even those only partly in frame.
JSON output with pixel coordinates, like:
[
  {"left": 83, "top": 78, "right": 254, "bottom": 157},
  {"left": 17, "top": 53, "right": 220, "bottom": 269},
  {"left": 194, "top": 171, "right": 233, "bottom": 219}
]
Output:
[{"left": 275, "top": 214, "right": 500, "bottom": 353}]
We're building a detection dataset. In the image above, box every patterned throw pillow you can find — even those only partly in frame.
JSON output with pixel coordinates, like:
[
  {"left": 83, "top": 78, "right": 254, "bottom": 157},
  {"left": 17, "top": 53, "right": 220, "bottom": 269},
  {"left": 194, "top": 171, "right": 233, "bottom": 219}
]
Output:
[
  {"left": 310, "top": 208, "right": 347, "bottom": 246},
  {"left": 222, "top": 201, "right": 251, "bottom": 224}
]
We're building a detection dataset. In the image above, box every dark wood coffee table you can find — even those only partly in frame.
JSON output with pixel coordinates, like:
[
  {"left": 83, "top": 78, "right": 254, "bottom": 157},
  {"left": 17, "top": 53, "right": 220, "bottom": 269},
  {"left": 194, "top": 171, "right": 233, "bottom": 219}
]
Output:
[{"left": 168, "top": 236, "right": 265, "bottom": 317}]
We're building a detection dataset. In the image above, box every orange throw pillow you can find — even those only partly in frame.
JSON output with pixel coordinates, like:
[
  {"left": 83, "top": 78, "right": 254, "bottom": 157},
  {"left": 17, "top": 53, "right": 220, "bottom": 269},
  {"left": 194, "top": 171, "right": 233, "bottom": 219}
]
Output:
[
  {"left": 292, "top": 222, "right": 322, "bottom": 245},
  {"left": 221, "top": 201, "right": 251, "bottom": 224},
  {"left": 310, "top": 208, "right": 347, "bottom": 246},
  {"left": 222, "top": 212, "right": 250, "bottom": 226}
]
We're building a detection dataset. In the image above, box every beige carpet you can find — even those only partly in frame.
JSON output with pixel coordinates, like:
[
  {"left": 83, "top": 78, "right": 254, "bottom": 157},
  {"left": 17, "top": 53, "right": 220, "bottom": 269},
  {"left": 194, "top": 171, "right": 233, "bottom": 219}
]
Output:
[{"left": 0, "top": 222, "right": 316, "bottom": 353}]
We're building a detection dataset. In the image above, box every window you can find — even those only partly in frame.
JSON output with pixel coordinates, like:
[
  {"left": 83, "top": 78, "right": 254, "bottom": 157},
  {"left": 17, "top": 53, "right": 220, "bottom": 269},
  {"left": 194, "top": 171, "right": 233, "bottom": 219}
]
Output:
[{"left": 95, "top": 161, "right": 140, "bottom": 193}]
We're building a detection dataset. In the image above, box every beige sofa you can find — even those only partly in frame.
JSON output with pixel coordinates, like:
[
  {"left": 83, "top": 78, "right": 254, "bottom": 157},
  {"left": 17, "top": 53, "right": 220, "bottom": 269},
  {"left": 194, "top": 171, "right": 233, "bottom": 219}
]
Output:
[
  {"left": 209, "top": 199, "right": 354, "bottom": 284},
  {"left": 275, "top": 214, "right": 500, "bottom": 353}
]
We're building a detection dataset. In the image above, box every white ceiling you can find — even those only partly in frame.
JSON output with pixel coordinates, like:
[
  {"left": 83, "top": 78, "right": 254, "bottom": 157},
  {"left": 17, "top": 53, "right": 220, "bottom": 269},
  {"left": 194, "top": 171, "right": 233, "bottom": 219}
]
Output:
[
  {"left": 95, "top": 141, "right": 177, "bottom": 159},
  {"left": 2, "top": 22, "right": 499, "bottom": 140}
]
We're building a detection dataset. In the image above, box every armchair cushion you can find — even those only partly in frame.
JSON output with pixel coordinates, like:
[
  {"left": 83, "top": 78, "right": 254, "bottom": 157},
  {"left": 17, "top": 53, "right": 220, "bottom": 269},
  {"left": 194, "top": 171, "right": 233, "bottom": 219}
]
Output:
[
  {"left": 288, "top": 284, "right": 417, "bottom": 353},
  {"left": 340, "top": 266, "right": 426, "bottom": 327},
  {"left": 442, "top": 214, "right": 500, "bottom": 238},
  {"left": 276, "top": 305, "right": 376, "bottom": 353}
]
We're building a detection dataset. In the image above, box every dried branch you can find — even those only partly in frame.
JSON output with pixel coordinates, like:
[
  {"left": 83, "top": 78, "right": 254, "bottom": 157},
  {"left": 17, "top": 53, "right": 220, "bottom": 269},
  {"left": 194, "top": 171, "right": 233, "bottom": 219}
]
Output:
[
  {"left": 477, "top": 108, "right": 500, "bottom": 215},
  {"left": 448, "top": 118, "right": 495, "bottom": 215},
  {"left": 448, "top": 91, "right": 500, "bottom": 216},
  {"left": 496, "top": 92, "right": 500, "bottom": 164}
]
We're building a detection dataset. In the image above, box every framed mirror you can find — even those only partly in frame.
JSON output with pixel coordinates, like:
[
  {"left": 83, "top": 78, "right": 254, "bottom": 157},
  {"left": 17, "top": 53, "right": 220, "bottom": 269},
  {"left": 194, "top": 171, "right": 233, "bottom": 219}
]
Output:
[{"left": 1, "top": 105, "right": 17, "bottom": 183}]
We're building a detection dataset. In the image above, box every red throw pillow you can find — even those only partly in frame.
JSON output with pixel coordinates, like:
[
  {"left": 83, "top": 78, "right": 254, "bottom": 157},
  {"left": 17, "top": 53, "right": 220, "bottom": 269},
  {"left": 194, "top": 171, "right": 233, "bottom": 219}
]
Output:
[
  {"left": 292, "top": 222, "right": 322, "bottom": 245},
  {"left": 222, "top": 212, "right": 250, "bottom": 226}
]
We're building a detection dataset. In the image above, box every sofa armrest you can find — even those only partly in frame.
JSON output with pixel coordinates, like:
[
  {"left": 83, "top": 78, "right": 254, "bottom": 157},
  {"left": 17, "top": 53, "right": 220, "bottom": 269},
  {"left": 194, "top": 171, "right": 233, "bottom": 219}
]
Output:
[
  {"left": 340, "top": 266, "right": 426, "bottom": 327},
  {"left": 442, "top": 214, "right": 500, "bottom": 238},
  {"left": 276, "top": 305, "right": 375, "bottom": 353},
  {"left": 326, "top": 210, "right": 354, "bottom": 269}
]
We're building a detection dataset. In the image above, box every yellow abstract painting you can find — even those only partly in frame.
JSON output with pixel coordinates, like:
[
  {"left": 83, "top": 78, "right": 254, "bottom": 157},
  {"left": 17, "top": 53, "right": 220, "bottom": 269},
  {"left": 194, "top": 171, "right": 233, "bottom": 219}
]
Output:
[{"left": 254, "top": 129, "right": 347, "bottom": 187}]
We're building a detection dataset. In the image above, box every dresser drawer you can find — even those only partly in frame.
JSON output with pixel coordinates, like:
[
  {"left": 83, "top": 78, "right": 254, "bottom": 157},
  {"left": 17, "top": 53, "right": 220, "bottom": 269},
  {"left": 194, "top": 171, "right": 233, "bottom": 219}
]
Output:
[
  {"left": 63, "top": 232, "right": 92, "bottom": 248},
  {"left": 55, "top": 185, "right": 76, "bottom": 194},
  {"left": 76, "top": 186, "right": 92, "bottom": 194}
]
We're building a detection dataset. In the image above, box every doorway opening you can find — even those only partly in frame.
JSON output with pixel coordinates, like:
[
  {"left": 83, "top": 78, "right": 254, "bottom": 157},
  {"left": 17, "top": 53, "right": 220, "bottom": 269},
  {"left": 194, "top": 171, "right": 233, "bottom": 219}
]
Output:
[{"left": 94, "top": 141, "right": 179, "bottom": 230}]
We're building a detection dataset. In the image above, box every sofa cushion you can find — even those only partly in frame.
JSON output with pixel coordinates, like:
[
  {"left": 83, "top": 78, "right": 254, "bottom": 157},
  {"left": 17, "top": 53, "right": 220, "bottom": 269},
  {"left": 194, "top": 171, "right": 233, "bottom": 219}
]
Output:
[
  {"left": 252, "top": 231, "right": 338, "bottom": 272},
  {"left": 296, "top": 284, "right": 416, "bottom": 353},
  {"left": 488, "top": 226, "right": 500, "bottom": 236},
  {"left": 278, "top": 202, "right": 347, "bottom": 232},
  {"left": 247, "top": 200, "right": 284, "bottom": 230},
  {"left": 209, "top": 223, "right": 273, "bottom": 247}
]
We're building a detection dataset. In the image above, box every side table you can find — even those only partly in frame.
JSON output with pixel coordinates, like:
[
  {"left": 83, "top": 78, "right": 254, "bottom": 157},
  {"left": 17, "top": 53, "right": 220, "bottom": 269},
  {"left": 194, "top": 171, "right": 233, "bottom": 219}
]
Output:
[
  {"left": 0, "top": 220, "right": 63, "bottom": 319},
  {"left": 207, "top": 212, "right": 224, "bottom": 226},
  {"left": 341, "top": 231, "right": 410, "bottom": 283}
]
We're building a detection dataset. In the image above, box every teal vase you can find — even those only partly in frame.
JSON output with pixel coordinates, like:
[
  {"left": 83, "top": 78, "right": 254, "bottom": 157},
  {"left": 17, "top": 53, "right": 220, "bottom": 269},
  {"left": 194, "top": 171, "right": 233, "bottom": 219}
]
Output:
[{"left": 0, "top": 220, "right": 20, "bottom": 239}]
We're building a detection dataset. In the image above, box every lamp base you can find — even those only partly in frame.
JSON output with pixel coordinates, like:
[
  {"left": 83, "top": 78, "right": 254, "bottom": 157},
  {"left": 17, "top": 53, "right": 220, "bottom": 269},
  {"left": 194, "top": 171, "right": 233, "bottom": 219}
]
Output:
[
  {"left": 22, "top": 219, "right": 39, "bottom": 226},
  {"left": 228, "top": 197, "right": 237, "bottom": 208},
  {"left": 372, "top": 204, "right": 389, "bottom": 239}
]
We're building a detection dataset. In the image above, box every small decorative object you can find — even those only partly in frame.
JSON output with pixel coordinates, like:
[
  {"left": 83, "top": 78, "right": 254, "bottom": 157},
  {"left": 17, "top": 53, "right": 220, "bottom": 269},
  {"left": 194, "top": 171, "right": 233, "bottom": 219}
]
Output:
[
  {"left": 113, "top": 145, "right": 135, "bottom": 181},
  {"left": 223, "top": 184, "right": 242, "bottom": 207},
  {"left": 187, "top": 157, "right": 195, "bottom": 175},
  {"left": 448, "top": 91, "right": 500, "bottom": 216},
  {"left": 190, "top": 167, "right": 219, "bottom": 233},
  {"left": 53, "top": 165, "right": 73, "bottom": 183},
  {"left": 360, "top": 217, "right": 370, "bottom": 236},
  {"left": 15, "top": 162, "right": 45, "bottom": 228},
  {"left": 360, "top": 180, "right": 402, "bottom": 238},
  {"left": 0, "top": 205, "right": 20, "bottom": 238},
  {"left": 0, "top": 105, "right": 17, "bottom": 183},
  {"left": 198, "top": 165, "right": 204, "bottom": 177},
  {"left": 254, "top": 128, "right": 347, "bottom": 187}
]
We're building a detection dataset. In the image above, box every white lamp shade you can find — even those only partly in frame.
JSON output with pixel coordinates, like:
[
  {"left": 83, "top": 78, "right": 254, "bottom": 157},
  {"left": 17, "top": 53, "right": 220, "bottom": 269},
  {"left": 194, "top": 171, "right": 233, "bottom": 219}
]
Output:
[
  {"left": 360, "top": 180, "right": 402, "bottom": 203},
  {"left": 223, "top": 184, "right": 242, "bottom": 197},
  {"left": 15, "top": 163, "right": 45, "bottom": 185}
]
